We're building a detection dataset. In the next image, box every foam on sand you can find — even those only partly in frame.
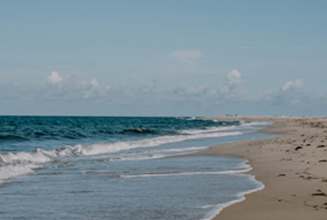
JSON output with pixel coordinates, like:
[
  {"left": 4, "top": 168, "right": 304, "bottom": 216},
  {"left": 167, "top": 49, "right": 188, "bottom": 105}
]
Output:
[
  {"left": 200, "top": 175, "right": 264, "bottom": 220},
  {"left": 120, "top": 167, "right": 252, "bottom": 178}
]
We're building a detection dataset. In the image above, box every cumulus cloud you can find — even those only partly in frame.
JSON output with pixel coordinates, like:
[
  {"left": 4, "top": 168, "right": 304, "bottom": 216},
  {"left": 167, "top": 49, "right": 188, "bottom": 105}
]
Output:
[
  {"left": 282, "top": 79, "right": 304, "bottom": 91},
  {"left": 2, "top": 68, "right": 320, "bottom": 116},
  {"left": 268, "top": 79, "right": 306, "bottom": 107},
  {"left": 170, "top": 50, "right": 202, "bottom": 60},
  {"left": 33, "top": 71, "right": 163, "bottom": 105},
  {"left": 227, "top": 69, "right": 242, "bottom": 86},
  {"left": 220, "top": 69, "right": 243, "bottom": 93},
  {"left": 47, "top": 71, "right": 62, "bottom": 84},
  {"left": 171, "top": 69, "right": 246, "bottom": 104},
  {"left": 42, "top": 71, "right": 102, "bottom": 101}
]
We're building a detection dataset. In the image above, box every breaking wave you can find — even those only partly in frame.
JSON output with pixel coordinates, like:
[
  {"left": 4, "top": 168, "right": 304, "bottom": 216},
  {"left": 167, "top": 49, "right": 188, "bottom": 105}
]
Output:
[{"left": 0, "top": 130, "right": 243, "bottom": 183}]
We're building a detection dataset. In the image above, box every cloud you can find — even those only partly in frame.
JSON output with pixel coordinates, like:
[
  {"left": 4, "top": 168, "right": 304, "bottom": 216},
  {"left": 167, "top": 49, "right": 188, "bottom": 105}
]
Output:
[
  {"left": 282, "top": 79, "right": 304, "bottom": 91},
  {"left": 42, "top": 71, "right": 101, "bottom": 101},
  {"left": 267, "top": 79, "right": 306, "bottom": 107},
  {"left": 33, "top": 71, "right": 162, "bottom": 105},
  {"left": 90, "top": 78, "right": 99, "bottom": 88},
  {"left": 2, "top": 69, "right": 321, "bottom": 116},
  {"left": 227, "top": 69, "right": 242, "bottom": 86},
  {"left": 170, "top": 50, "right": 202, "bottom": 60},
  {"left": 47, "top": 71, "right": 62, "bottom": 84},
  {"left": 220, "top": 69, "right": 243, "bottom": 93},
  {"left": 171, "top": 69, "right": 246, "bottom": 104}
]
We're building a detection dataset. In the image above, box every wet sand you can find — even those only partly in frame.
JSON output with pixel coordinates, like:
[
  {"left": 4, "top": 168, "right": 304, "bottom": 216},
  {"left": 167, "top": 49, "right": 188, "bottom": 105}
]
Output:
[{"left": 182, "top": 116, "right": 327, "bottom": 220}]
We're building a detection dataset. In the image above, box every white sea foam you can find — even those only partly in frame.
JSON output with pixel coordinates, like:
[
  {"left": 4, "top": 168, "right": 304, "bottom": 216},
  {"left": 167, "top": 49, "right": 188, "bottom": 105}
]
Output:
[
  {"left": 121, "top": 168, "right": 252, "bottom": 178},
  {"left": 0, "top": 120, "right": 266, "bottom": 183},
  {"left": 0, "top": 150, "right": 52, "bottom": 164},
  {"left": 0, "top": 163, "right": 40, "bottom": 183},
  {"left": 80, "top": 146, "right": 208, "bottom": 163},
  {"left": 0, "top": 130, "right": 243, "bottom": 182},
  {"left": 200, "top": 175, "right": 264, "bottom": 220},
  {"left": 112, "top": 154, "right": 166, "bottom": 161},
  {"left": 179, "top": 126, "right": 238, "bottom": 135},
  {"left": 60, "top": 131, "right": 243, "bottom": 156},
  {"left": 80, "top": 170, "right": 127, "bottom": 174},
  {"left": 240, "top": 121, "right": 272, "bottom": 127},
  {"left": 139, "top": 146, "right": 208, "bottom": 154},
  {"left": 184, "top": 116, "right": 199, "bottom": 121}
]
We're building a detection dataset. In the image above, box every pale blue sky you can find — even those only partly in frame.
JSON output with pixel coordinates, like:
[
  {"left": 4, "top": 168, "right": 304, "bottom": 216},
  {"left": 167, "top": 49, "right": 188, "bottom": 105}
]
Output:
[{"left": 1, "top": 0, "right": 327, "bottom": 116}]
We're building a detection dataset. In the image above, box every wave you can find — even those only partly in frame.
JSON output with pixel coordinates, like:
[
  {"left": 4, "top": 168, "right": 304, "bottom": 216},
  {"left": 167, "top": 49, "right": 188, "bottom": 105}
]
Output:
[
  {"left": 0, "top": 116, "right": 239, "bottom": 143},
  {"left": 240, "top": 121, "right": 272, "bottom": 127},
  {"left": 121, "top": 128, "right": 177, "bottom": 135},
  {"left": 179, "top": 126, "right": 238, "bottom": 135},
  {"left": 77, "top": 146, "right": 209, "bottom": 163},
  {"left": 0, "top": 134, "right": 29, "bottom": 141},
  {"left": 59, "top": 131, "right": 243, "bottom": 156},
  {"left": 184, "top": 117, "right": 197, "bottom": 121},
  {"left": 0, "top": 163, "right": 40, "bottom": 183},
  {"left": 108, "top": 121, "right": 245, "bottom": 137},
  {"left": 141, "top": 146, "right": 208, "bottom": 154},
  {"left": 121, "top": 168, "right": 252, "bottom": 178},
  {"left": 80, "top": 170, "right": 129, "bottom": 174},
  {"left": 110, "top": 154, "right": 166, "bottom": 162},
  {"left": 0, "top": 130, "right": 243, "bottom": 183}
]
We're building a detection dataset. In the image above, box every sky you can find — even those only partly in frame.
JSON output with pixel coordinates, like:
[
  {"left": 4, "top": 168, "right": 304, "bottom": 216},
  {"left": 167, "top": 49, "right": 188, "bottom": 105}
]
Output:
[{"left": 1, "top": 0, "right": 327, "bottom": 116}]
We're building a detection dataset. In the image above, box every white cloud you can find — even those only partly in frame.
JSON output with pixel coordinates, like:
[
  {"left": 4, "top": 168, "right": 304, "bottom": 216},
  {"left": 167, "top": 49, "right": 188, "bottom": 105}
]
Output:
[
  {"left": 170, "top": 50, "right": 202, "bottom": 60},
  {"left": 227, "top": 69, "right": 242, "bottom": 86},
  {"left": 2, "top": 69, "right": 321, "bottom": 116},
  {"left": 282, "top": 79, "right": 304, "bottom": 91},
  {"left": 220, "top": 69, "right": 243, "bottom": 93},
  {"left": 36, "top": 71, "right": 163, "bottom": 105},
  {"left": 90, "top": 78, "right": 99, "bottom": 88},
  {"left": 268, "top": 79, "right": 306, "bottom": 106},
  {"left": 42, "top": 71, "right": 102, "bottom": 100},
  {"left": 47, "top": 71, "right": 62, "bottom": 84},
  {"left": 170, "top": 70, "right": 245, "bottom": 103}
]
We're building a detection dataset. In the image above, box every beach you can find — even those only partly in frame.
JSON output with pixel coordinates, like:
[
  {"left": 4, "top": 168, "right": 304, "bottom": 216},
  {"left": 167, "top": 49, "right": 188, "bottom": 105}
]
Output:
[
  {"left": 1, "top": 116, "right": 326, "bottom": 219},
  {"left": 181, "top": 116, "right": 327, "bottom": 219}
]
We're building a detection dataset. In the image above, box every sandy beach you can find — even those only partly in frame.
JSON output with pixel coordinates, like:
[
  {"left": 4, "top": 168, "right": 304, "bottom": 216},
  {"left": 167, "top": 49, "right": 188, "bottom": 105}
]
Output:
[{"left": 181, "top": 116, "right": 327, "bottom": 220}]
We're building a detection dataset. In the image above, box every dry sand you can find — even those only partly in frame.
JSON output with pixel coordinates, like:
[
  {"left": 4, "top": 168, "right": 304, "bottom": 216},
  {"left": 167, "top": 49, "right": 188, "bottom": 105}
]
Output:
[{"left": 181, "top": 116, "right": 327, "bottom": 220}]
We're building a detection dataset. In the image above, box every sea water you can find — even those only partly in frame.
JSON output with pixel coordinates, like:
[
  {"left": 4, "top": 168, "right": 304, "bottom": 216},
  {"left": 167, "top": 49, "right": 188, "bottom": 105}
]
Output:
[{"left": 0, "top": 116, "right": 275, "bottom": 220}]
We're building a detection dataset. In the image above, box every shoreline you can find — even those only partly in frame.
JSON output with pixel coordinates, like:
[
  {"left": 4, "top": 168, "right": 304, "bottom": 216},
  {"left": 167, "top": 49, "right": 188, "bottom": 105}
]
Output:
[{"left": 181, "top": 116, "right": 327, "bottom": 220}]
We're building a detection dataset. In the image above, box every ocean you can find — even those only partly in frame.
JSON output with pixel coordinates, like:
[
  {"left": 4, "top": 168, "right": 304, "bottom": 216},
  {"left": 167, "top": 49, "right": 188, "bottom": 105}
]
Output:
[{"left": 0, "top": 116, "right": 275, "bottom": 220}]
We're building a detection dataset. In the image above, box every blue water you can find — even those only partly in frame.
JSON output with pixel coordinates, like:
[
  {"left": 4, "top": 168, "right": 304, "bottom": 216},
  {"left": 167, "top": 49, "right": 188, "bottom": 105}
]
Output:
[{"left": 0, "top": 116, "right": 275, "bottom": 220}]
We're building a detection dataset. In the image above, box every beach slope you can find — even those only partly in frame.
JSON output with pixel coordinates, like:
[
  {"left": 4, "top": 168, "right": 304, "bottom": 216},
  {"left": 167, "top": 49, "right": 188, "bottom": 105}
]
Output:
[{"left": 183, "top": 117, "right": 327, "bottom": 220}]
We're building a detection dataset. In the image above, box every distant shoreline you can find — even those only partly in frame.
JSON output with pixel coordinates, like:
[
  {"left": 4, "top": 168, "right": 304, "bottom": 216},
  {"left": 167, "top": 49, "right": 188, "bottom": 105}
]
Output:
[{"left": 181, "top": 116, "right": 327, "bottom": 220}]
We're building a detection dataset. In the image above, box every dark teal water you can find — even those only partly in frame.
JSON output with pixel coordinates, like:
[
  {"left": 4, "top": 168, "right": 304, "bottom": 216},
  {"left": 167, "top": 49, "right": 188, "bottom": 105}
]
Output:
[
  {"left": 0, "top": 116, "right": 239, "bottom": 152},
  {"left": 0, "top": 116, "right": 274, "bottom": 220}
]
